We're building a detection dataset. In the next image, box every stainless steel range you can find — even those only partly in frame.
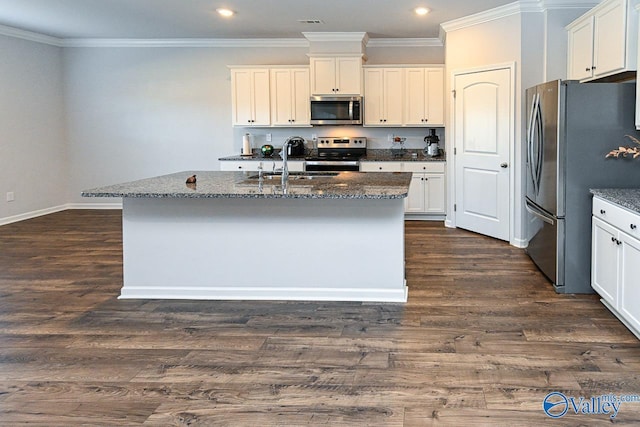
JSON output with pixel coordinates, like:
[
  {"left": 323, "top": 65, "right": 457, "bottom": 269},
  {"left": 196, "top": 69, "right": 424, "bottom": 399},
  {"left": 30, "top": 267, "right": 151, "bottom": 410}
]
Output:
[{"left": 304, "top": 137, "right": 367, "bottom": 172}]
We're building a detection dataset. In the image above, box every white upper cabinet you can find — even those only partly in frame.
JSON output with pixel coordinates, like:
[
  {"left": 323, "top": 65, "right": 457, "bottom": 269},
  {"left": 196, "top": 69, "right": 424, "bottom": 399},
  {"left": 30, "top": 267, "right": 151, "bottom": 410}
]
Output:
[
  {"left": 364, "top": 68, "right": 404, "bottom": 126},
  {"left": 567, "top": 0, "right": 637, "bottom": 82},
  {"left": 230, "top": 68, "right": 271, "bottom": 127},
  {"left": 310, "top": 56, "right": 363, "bottom": 95},
  {"left": 270, "top": 68, "right": 310, "bottom": 127},
  {"left": 405, "top": 67, "right": 445, "bottom": 127},
  {"left": 568, "top": 17, "right": 595, "bottom": 81}
]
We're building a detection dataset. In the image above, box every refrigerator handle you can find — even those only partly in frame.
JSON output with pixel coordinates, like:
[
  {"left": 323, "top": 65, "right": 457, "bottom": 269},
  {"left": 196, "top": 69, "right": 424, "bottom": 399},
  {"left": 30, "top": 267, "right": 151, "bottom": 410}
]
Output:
[
  {"left": 526, "top": 199, "right": 555, "bottom": 225},
  {"left": 534, "top": 97, "right": 544, "bottom": 193},
  {"left": 527, "top": 93, "right": 540, "bottom": 195}
]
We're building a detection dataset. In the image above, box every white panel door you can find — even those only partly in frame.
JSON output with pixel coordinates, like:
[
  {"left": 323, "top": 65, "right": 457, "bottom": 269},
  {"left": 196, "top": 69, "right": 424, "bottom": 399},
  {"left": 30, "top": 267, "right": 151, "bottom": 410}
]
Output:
[
  {"left": 454, "top": 68, "right": 511, "bottom": 241},
  {"left": 593, "top": 0, "right": 626, "bottom": 77}
]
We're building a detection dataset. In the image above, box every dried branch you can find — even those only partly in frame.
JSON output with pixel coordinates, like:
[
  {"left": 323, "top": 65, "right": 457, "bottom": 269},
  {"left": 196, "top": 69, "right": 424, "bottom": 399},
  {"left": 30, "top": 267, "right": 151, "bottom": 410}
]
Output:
[{"left": 606, "top": 135, "right": 640, "bottom": 159}]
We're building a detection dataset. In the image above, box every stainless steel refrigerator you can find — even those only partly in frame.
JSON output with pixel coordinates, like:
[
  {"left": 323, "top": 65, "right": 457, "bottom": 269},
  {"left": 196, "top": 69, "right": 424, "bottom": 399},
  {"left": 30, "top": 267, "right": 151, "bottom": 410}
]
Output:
[{"left": 525, "top": 80, "right": 640, "bottom": 294}]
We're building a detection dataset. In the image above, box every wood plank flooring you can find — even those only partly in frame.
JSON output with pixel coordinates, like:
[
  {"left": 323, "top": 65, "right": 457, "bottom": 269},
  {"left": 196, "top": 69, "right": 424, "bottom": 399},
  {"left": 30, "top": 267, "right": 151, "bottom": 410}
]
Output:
[{"left": 1, "top": 210, "right": 640, "bottom": 425}]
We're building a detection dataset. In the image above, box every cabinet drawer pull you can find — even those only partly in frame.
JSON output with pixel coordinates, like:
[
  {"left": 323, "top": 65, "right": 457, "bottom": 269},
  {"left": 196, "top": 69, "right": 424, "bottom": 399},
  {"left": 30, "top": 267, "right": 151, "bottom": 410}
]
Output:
[
  {"left": 617, "top": 239, "right": 622, "bottom": 246},
  {"left": 631, "top": 224, "right": 637, "bottom": 230},
  {"left": 612, "top": 236, "right": 616, "bottom": 243},
  {"left": 600, "top": 209, "right": 606, "bottom": 214}
]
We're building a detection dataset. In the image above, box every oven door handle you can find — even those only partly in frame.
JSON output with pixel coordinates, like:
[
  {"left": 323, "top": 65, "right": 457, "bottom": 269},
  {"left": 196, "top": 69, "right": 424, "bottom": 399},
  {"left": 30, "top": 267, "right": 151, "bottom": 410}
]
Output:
[{"left": 305, "top": 160, "right": 360, "bottom": 167}]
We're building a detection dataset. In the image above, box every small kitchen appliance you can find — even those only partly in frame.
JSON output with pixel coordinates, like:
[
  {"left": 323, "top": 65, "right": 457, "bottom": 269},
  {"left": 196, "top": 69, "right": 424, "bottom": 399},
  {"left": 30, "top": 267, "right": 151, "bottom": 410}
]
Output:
[
  {"left": 304, "top": 137, "right": 367, "bottom": 171},
  {"left": 283, "top": 136, "right": 306, "bottom": 157},
  {"left": 424, "top": 129, "right": 440, "bottom": 157}
]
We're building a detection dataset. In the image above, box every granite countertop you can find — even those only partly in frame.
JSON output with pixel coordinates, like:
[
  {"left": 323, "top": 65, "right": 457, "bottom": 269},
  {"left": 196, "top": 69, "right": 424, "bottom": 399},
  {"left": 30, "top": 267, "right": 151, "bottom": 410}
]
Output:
[
  {"left": 81, "top": 171, "right": 413, "bottom": 200},
  {"left": 591, "top": 189, "right": 640, "bottom": 214},
  {"left": 360, "top": 149, "right": 446, "bottom": 162},
  {"left": 219, "top": 149, "right": 446, "bottom": 162}
]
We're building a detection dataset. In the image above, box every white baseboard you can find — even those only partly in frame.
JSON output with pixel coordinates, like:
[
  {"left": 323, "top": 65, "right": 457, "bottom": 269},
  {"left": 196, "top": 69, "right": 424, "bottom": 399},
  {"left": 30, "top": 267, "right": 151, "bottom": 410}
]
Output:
[
  {"left": 66, "top": 202, "right": 123, "bottom": 210},
  {"left": 511, "top": 237, "right": 528, "bottom": 249},
  {"left": 0, "top": 202, "right": 123, "bottom": 226}
]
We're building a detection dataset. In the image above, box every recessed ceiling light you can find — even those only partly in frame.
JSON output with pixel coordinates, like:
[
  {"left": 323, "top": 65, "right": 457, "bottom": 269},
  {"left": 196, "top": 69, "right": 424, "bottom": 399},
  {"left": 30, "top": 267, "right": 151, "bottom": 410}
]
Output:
[
  {"left": 415, "top": 7, "right": 430, "bottom": 16},
  {"left": 217, "top": 8, "right": 235, "bottom": 17}
]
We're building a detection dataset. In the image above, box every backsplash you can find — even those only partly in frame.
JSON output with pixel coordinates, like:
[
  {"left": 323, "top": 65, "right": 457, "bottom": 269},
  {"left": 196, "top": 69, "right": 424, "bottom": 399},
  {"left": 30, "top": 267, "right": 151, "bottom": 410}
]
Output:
[{"left": 233, "top": 127, "right": 445, "bottom": 153}]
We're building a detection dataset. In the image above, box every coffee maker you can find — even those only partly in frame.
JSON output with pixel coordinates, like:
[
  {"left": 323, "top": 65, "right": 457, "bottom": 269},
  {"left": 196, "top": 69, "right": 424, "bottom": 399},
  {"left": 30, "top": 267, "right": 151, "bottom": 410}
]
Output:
[{"left": 424, "top": 129, "right": 440, "bottom": 157}]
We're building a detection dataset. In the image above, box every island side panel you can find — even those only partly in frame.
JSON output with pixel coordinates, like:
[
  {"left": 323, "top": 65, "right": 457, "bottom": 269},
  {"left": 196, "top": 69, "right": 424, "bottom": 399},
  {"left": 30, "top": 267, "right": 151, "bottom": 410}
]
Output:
[{"left": 120, "top": 197, "right": 407, "bottom": 302}]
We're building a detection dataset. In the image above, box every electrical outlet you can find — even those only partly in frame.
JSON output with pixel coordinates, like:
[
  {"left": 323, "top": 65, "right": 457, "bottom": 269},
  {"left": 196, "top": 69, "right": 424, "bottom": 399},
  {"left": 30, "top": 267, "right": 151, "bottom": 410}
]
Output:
[
  {"left": 6, "top": 192, "right": 14, "bottom": 202},
  {"left": 311, "top": 133, "right": 317, "bottom": 141},
  {"left": 266, "top": 133, "right": 272, "bottom": 142},
  {"left": 387, "top": 134, "right": 393, "bottom": 142}
]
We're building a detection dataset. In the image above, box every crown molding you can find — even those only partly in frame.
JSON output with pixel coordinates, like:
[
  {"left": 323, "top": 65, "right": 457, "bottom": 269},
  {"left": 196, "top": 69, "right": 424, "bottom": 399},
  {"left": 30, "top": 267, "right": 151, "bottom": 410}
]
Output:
[
  {"left": 302, "top": 31, "right": 369, "bottom": 44},
  {"left": 441, "top": 1, "right": 530, "bottom": 34},
  {"left": 440, "top": 0, "right": 598, "bottom": 35},
  {"left": 62, "top": 38, "right": 310, "bottom": 48},
  {"left": 367, "top": 38, "right": 443, "bottom": 48},
  {"left": 0, "top": 23, "right": 63, "bottom": 46}
]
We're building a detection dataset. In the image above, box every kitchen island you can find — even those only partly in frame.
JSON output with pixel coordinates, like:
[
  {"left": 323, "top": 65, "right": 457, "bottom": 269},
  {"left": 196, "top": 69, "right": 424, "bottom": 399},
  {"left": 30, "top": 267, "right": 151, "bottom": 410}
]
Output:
[{"left": 82, "top": 171, "right": 412, "bottom": 302}]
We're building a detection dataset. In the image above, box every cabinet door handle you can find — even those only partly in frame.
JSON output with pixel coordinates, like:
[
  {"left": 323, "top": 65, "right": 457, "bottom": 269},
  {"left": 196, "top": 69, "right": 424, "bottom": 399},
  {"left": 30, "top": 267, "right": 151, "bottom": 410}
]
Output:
[
  {"left": 592, "top": 66, "right": 596, "bottom": 70},
  {"left": 585, "top": 67, "right": 591, "bottom": 72},
  {"left": 600, "top": 209, "right": 606, "bottom": 214},
  {"left": 631, "top": 224, "right": 637, "bottom": 230},
  {"left": 617, "top": 239, "right": 622, "bottom": 246}
]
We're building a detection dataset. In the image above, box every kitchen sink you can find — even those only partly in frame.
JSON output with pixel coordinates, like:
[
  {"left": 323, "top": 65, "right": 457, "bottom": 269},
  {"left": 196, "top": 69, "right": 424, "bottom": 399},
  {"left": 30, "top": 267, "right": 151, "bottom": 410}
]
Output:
[{"left": 245, "top": 172, "right": 339, "bottom": 180}]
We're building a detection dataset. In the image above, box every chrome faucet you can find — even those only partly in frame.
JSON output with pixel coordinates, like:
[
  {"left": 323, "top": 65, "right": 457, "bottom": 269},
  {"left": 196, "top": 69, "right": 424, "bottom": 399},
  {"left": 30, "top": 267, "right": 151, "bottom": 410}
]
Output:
[{"left": 280, "top": 139, "right": 292, "bottom": 187}]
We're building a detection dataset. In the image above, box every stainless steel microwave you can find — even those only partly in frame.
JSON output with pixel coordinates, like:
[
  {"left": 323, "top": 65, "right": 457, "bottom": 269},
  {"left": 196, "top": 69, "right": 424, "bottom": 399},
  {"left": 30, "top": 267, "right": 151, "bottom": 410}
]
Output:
[{"left": 310, "top": 96, "right": 362, "bottom": 125}]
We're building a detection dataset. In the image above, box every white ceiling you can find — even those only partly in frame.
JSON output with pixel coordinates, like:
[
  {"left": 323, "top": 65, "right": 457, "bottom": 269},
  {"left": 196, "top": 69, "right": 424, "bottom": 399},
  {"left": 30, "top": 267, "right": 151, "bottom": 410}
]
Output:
[{"left": 0, "top": 0, "right": 518, "bottom": 40}]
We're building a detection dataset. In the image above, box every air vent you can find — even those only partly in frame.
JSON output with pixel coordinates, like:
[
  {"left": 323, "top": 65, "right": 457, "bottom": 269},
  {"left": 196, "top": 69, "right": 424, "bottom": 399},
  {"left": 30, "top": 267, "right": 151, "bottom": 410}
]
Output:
[{"left": 297, "top": 19, "right": 325, "bottom": 24}]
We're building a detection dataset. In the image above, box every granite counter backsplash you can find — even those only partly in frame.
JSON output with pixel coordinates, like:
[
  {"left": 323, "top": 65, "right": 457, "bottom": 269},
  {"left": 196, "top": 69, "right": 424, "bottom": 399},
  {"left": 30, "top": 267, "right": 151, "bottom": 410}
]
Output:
[{"left": 591, "top": 189, "right": 640, "bottom": 214}]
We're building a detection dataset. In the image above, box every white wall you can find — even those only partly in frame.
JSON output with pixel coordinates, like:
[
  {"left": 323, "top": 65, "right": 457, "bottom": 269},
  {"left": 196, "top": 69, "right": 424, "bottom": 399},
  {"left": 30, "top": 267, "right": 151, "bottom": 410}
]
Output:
[{"left": 0, "top": 34, "right": 67, "bottom": 224}]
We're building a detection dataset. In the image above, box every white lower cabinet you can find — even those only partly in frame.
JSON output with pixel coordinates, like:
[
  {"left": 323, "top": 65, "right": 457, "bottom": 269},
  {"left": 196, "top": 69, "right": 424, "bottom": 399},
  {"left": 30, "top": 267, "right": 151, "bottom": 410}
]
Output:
[
  {"left": 361, "top": 161, "right": 446, "bottom": 216},
  {"left": 219, "top": 160, "right": 304, "bottom": 172},
  {"left": 592, "top": 196, "right": 640, "bottom": 339},
  {"left": 405, "top": 173, "right": 445, "bottom": 214}
]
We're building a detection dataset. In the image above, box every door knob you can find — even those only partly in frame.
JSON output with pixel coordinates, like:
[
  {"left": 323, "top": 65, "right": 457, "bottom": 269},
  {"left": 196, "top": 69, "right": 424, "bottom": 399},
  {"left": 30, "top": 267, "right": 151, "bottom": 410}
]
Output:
[{"left": 500, "top": 163, "right": 508, "bottom": 168}]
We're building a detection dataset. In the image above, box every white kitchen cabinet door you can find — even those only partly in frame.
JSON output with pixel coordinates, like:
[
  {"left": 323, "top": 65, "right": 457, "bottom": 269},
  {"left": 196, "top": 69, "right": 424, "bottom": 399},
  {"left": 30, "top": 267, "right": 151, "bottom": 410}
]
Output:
[
  {"left": 364, "top": 68, "right": 403, "bottom": 126},
  {"left": 364, "top": 69, "right": 384, "bottom": 125},
  {"left": 231, "top": 68, "right": 270, "bottom": 127},
  {"left": 310, "top": 57, "right": 337, "bottom": 95},
  {"left": 270, "top": 68, "right": 310, "bottom": 127},
  {"left": 405, "top": 174, "right": 426, "bottom": 213},
  {"left": 593, "top": 0, "right": 627, "bottom": 78},
  {"left": 592, "top": 217, "right": 620, "bottom": 308},
  {"left": 424, "top": 173, "right": 445, "bottom": 214},
  {"left": 310, "top": 56, "right": 362, "bottom": 95},
  {"left": 620, "top": 232, "right": 640, "bottom": 334},
  {"left": 335, "top": 57, "right": 363, "bottom": 95},
  {"left": 404, "top": 68, "right": 444, "bottom": 126},
  {"left": 567, "top": 17, "right": 595, "bottom": 81}
]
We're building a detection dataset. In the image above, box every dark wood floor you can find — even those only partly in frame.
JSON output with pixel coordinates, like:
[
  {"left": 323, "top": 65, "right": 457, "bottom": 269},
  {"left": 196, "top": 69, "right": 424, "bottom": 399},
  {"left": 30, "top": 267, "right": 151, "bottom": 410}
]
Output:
[{"left": 1, "top": 210, "right": 640, "bottom": 425}]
